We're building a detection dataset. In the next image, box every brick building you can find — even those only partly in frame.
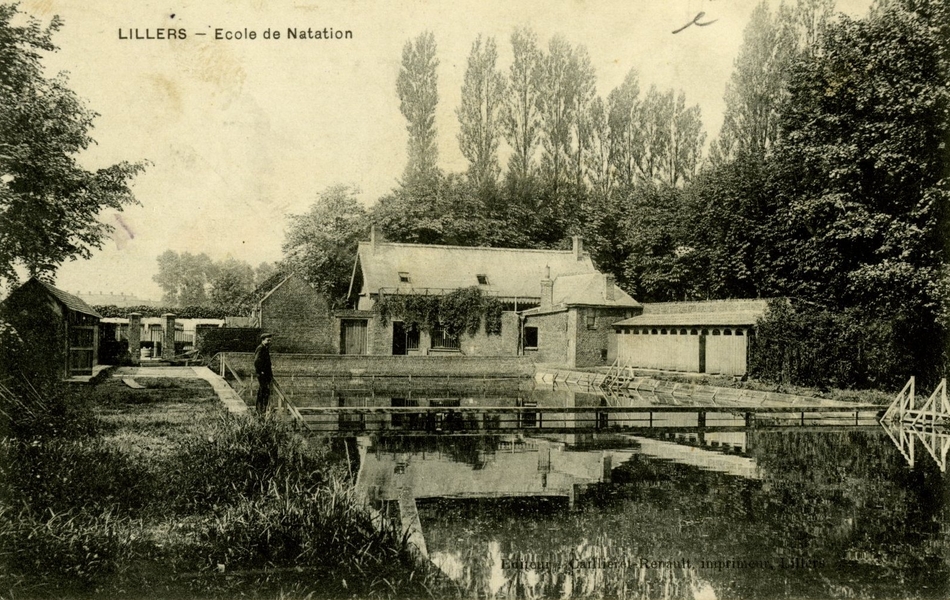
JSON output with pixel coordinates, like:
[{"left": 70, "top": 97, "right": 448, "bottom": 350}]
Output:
[
  {"left": 344, "top": 230, "right": 634, "bottom": 361},
  {"left": 248, "top": 237, "right": 770, "bottom": 374},
  {"left": 522, "top": 271, "right": 640, "bottom": 368},
  {"left": 256, "top": 274, "right": 338, "bottom": 354}
]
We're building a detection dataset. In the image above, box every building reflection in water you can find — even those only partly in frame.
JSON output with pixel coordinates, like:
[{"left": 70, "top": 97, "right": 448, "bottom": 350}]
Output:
[{"left": 354, "top": 430, "right": 756, "bottom": 599}]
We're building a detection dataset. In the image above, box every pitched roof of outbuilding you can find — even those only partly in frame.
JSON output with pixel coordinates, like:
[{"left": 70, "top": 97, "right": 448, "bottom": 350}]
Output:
[
  {"left": 32, "top": 279, "right": 102, "bottom": 318},
  {"left": 614, "top": 299, "right": 769, "bottom": 328},
  {"left": 351, "top": 241, "right": 597, "bottom": 299},
  {"left": 551, "top": 273, "right": 640, "bottom": 308}
]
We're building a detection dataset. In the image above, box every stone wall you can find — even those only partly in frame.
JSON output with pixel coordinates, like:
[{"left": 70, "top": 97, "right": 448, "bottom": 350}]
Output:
[
  {"left": 573, "top": 307, "right": 634, "bottom": 368},
  {"left": 219, "top": 352, "right": 536, "bottom": 378},
  {"left": 524, "top": 310, "right": 570, "bottom": 366}
]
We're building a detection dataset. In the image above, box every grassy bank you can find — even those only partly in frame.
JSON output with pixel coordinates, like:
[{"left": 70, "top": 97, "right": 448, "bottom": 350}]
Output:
[{"left": 0, "top": 376, "right": 450, "bottom": 599}]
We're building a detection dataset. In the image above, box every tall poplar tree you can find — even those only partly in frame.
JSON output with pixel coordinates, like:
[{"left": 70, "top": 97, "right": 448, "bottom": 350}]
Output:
[
  {"left": 636, "top": 86, "right": 673, "bottom": 183},
  {"left": 607, "top": 69, "right": 644, "bottom": 188},
  {"left": 535, "top": 35, "right": 582, "bottom": 191},
  {"left": 667, "top": 92, "right": 705, "bottom": 187},
  {"left": 567, "top": 46, "right": 597, "bottom": 189},
  {"left": 397, "top": 32, "right": 440, "bottom": 186},
  {"left": 503, "top": 28, "right": 542, "bottom": 182},
  {"left": 457, "top": 35, "right": 506, "bottom": 189}
]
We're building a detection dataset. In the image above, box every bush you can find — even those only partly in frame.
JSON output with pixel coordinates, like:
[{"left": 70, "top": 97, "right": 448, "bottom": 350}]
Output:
[
  {"left": 0, "top": 380, "right": 100, "bottom": 441},
  {"left": 749, "top": 299, "right": 933, "bottom": 390}
]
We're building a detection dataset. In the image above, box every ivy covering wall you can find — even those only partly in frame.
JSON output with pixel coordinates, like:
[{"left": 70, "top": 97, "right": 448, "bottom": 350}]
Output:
[{"left": 374, "top": 287, "right": 503, "bottom": 336}]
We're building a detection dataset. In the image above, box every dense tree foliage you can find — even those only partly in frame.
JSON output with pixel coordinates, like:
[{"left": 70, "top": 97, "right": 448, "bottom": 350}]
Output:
[
  {"left": 153, "top": 251, "right": 273, "bottom": 310},
  {"left": 0, "top": 5, "right": 145, "bottom": 287},
  {"left": 282, "top": 184, "right": 368, "bottom": 307}
]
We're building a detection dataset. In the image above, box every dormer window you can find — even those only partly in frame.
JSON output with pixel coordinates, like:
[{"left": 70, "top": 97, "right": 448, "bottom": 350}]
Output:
[
  {"left": 476, "top": 274, "right": 488, "bottom": 285},
  {"left": 398, "top": 272, "right": 410, "bottom": 284}
]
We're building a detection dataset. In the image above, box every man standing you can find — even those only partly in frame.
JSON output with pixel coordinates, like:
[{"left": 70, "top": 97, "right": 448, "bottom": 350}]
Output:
[{"left": 254, "top": 333, "right": 273, "bottom": 415}]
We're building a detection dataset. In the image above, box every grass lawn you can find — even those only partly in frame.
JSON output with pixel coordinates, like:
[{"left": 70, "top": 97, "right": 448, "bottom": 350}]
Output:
[{"left": 1, "top": 375, "right": 448, "bottom": 599}]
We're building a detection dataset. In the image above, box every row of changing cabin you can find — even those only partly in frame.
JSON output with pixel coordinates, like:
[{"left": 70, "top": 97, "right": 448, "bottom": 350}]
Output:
[{"left": 614, "top": 326, "right": 751, "bottom": 377}]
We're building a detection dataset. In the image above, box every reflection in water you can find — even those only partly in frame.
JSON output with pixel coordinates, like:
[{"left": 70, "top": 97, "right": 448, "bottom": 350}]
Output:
[
  {"left": 351, "top": 430, "right": 950, "bottom": 599},
  {"left": 882, "top": 419, "right": 950, "bottom": 473}
]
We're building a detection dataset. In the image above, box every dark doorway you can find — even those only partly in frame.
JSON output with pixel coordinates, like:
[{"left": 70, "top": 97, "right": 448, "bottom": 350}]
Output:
[
  {"left": 392, "top": 321, "right": 407, "bottom": 355},
  {"left": 698, "top": 332, "right": 707, "bottom": 373}
]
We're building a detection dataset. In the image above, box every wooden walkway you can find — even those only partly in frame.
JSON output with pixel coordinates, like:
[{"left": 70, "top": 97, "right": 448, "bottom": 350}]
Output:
[{"left": 112, "top": 366, "right": 248, "bottom": 414}]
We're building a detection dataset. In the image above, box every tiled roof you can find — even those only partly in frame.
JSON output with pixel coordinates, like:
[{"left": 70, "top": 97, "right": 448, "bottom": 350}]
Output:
[
  {"left": 641, "top": 299, "right": 770, "bottom": 315},
  {"left": 614, "top": 312, "right": 764, "bottom": 328},
  {"left": 615, "top": 299, "right": 769, "bottom": 328},
  {"left": 33, "top": 279, "right": 102, "bottom": 318},
  {"left": 352, "top": 241, "right": 596, "bottom": 299},
  {"left": 552, "top": 273, "right": 640, "bottom": 308}
]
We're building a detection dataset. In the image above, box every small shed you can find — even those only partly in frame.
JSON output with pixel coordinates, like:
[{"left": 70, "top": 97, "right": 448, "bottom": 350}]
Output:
[{"left": 0, "top": 278, "right": 102, "bottom": 379}]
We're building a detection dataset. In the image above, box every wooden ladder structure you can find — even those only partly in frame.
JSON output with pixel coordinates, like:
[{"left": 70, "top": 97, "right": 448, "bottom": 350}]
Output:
[
  {"left": 881, "top": 377, "right": 950, "bottom": 472},
  {"left": 599, "top": 359, "right": 636, "bottom": 392},
  {"left": 881, "top": 377, "right": 950, "bottom": 428}
]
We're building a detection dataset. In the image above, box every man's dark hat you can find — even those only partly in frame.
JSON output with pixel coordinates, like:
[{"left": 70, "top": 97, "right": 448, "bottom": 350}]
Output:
[{"left": 260, "top": 333, "right": 273, "bottom": 341}]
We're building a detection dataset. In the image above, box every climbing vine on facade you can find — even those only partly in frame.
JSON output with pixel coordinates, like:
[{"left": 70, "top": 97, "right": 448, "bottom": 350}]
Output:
[{"left": 374, "top": 287, "right": 503, "bottom": 336}]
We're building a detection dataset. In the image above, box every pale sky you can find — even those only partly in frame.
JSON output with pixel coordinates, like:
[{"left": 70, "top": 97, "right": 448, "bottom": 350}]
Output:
[{"left": 23, "top": 0, "right": 872, "bottom": 300}]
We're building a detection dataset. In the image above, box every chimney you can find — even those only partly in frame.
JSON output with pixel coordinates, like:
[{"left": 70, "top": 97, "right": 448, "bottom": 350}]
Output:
[
  {"left": 370, "top": 225, "right": 377, "bottom": 254},
  {"left": 540, "top": 266, "right": 553, "bottom": 312},
  {"left": 605, "top": 274, "right": 615, "bottom": 301},
  {"left": 572, "top": 236, "right": 584, "bottom": 260}
]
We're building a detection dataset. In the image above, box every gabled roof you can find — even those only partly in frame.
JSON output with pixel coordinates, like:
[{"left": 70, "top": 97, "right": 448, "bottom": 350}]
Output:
[
  {"left": 258, "top": 274, "right": 296, "bottom": 306},
  {"left": 31, "top": 279, "right": 102, "bottom": 318},
  {"left": 614, "top": 299, "right": 769, "bottom": 328},
  {"left": 351, "top": 241, "right": 597, "bottom": 299},
  {"left": 551, "top": 273, "right": 640, "bottom": 308}
]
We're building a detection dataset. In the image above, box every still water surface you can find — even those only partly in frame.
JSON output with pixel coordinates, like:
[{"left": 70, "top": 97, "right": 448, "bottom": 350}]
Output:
[{"left": 302, "top": 381, "right": 949, "bottom": 599}]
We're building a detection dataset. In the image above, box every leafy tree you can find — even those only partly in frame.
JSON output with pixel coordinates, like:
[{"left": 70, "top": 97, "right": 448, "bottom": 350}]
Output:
[
  {"left": 0, "top": 5, "right": 145, "bottom": 286},
  {"left": 457, "top": 35, "right": 506, "bottom": 189},
  {"left": 397, "top": 32, "right": 440, "bottom": 186},
  {"left": 619, "top": 184, "right": 703, "bottom": 301},
  {"left": 535, "top": 35, "right": 579, "bottom": 191},
  {"left": 607, "top": 69, "right": 644, "bottom": 188},
  {"left": 152, "top": 251, "right": 216, "bottom": 306},
  {"left": 762, "top": 6, "right": 950, "bottom": 383},
  {"left": 283, "top": 184, "right": 369, "bottom": 306},
  {"left": 502, "top": 28, "right": 542, "bottom": 183},
  {"left": 254, "top": 261, "right": 278, "bottom": 287},
  {"left": 682, "top": 157, "right": 770, "bottom": 299},
  {"left": 208, "top": 257, "right": 255, "bottom": 311}
]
